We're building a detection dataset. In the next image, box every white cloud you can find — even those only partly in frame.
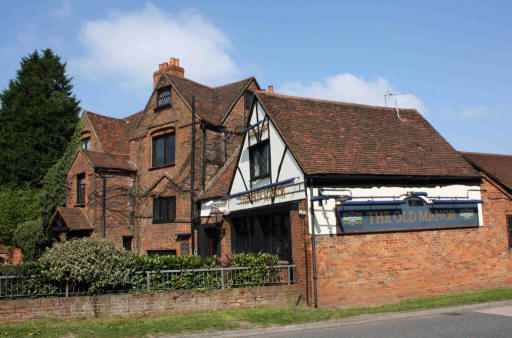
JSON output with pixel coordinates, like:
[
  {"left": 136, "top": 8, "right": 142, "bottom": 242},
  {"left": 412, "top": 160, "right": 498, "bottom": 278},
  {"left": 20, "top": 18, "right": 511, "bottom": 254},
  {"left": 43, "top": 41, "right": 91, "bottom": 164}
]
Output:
[
  {"left": 280, "top": 73, "right": 428, "bottom": 114},
  {"left": 51, "top": 0, "right": 72, "bottom": 18},
  {"left": 71, "top": 3, "right": 240, "bottom": 92}
]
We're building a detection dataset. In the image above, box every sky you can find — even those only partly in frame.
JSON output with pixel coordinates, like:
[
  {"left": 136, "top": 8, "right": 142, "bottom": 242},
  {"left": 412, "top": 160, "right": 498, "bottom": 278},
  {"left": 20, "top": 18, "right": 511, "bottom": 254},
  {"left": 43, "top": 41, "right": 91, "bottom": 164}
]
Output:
[{"left": 1, "top": 0, "right": 511, "bottom": 154}]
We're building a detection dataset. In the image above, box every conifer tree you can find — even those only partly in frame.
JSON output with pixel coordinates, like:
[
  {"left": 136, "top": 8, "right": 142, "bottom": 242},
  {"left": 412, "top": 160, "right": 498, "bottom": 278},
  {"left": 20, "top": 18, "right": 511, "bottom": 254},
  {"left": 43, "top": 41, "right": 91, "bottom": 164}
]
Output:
[{"left": 0, "top": 49, "right": 80, "bottom": 187}]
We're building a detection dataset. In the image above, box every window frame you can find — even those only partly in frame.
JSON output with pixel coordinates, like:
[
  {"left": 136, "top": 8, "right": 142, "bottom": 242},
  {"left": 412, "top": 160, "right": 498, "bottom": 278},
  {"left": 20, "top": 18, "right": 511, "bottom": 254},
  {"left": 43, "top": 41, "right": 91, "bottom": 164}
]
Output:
[
  {"left": 76, "top": 173, "right": 86, "bottom": 205},
  {"left": 152, "top": 196, "right": 176, "bottom": 224},
  {"left": 249, "top": 140, "right": 270, "bottom": 181},
  {"left": 151, "top": 132, "right": 175, "bottom": 168},
  {"left": 82, "top": 137, "right": 90, "bottom": 150},
  {"left": 245, "top": 91, "right": 254, "bottom": 110},
  {"left": 507, "top": 215, "right": 512, "bottom": 248},
  {"left": 156, "top": 86, "right": 172, "bottom": 109}
]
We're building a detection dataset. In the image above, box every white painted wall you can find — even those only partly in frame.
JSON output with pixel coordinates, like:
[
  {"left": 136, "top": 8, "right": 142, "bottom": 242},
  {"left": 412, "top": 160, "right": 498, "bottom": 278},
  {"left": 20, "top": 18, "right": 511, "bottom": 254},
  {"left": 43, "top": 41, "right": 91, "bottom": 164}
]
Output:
[
  {"left": 225, "top": 101, "right": 305, "bottom": 213},
  {"left": 307, "top": 185, "right": 483, "bottom": 235}
]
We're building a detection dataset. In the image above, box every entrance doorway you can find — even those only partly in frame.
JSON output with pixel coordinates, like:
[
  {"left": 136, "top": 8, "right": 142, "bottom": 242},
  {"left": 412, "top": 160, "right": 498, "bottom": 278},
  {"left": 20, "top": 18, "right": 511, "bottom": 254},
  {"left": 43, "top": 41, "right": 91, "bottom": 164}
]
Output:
[
  {"left": 198, "top": 224, "right": 221, "bottom": 258},
  {"left": 230, "top": 209, "right": 292, "bottom": 262}
]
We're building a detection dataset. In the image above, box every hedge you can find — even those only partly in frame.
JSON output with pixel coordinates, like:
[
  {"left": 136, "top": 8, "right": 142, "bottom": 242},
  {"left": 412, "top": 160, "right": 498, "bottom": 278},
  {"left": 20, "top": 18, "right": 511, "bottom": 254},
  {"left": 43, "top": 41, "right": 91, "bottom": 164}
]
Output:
[{"left": 2, "top": 239, "right": 284, "bottom": 296}]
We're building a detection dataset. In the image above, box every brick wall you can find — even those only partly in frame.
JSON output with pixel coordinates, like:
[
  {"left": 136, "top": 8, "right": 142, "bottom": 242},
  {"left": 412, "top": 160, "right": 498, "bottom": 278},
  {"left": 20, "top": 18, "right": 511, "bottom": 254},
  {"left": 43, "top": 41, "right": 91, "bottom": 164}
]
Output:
[
  {"left": 129, "top": 77, "right": 253, "bottom": 254},
  {"left": 308, "top": 177, "right": 512, "bottom": 307},
  {"left": 0, "top": 285, "right": 299, "bottom": 323}
]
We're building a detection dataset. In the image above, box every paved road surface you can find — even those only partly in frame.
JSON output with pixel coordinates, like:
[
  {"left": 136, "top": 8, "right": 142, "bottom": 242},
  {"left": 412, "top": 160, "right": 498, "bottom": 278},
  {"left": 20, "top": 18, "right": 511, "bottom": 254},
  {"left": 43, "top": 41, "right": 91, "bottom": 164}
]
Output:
[{"left": 267, "top": 305, "right": 512, "bottom": 338}]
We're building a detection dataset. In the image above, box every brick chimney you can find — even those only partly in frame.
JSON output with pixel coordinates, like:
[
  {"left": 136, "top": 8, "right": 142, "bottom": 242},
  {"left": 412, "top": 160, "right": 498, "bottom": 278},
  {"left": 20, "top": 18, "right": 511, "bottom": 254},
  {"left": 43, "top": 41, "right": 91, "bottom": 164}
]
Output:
[{"left": 153, "top": 58, "right": 185, "bottom": 87}]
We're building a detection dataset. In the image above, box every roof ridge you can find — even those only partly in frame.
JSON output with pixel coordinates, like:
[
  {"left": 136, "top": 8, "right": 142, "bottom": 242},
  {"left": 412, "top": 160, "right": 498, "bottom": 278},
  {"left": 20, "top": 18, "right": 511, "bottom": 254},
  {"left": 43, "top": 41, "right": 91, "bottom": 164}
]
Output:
[
  {"left": 123, "top": 110, "right": 144, "bottom": 121},
  {"left": 84, "top": 110, "right": 125, "bottom": 121},
  {"left": 460, "top": 151, "right": 512, "bottom": 158},
  {"left": 165, "top": 74, "right": 216, "bottom": 90},
  {"left": 213, "top": 76, "right": 255, "bottom": 90},
  {"left": 256, "top": 91, "right": 419, "bottom": 112}
]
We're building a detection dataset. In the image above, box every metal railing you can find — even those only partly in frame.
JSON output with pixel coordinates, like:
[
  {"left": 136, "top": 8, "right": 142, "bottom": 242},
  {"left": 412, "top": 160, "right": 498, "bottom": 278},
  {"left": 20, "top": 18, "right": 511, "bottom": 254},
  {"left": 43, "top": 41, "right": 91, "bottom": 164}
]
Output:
[{"left": 0, "top": 265, "right": 295, "bottom": 299}]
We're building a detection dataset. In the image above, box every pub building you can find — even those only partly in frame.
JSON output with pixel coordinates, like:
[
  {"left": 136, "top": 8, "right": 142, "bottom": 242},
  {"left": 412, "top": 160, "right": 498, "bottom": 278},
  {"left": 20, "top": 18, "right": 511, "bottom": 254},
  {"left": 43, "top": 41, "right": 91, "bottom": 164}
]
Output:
[
  {"left": 200, "top": 90, "right": 512, "bottom": 307},
  {"left": 46, "top": 58, "right": 512, "bottom": 307}
]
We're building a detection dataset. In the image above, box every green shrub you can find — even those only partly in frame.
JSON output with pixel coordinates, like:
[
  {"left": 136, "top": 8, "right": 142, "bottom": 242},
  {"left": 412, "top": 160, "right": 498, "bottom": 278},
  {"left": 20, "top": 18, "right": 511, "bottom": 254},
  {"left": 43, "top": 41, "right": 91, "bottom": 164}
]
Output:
[
  {"left": 12, "top": 219, "right": 49, "bottom": 261},
  {"left": 230, "top": 253, "right": 279, "bottom": 267},
  {"left": 0, "top": 185, "right": 40, "bottom": 245},
  {"left": 38, "top": 238, "right": 136, "bottom": 294}
]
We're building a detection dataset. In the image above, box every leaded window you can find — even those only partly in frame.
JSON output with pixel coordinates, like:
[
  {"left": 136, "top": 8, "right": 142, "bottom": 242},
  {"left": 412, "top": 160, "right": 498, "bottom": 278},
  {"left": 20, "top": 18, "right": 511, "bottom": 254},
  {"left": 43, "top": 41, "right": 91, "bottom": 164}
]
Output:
[
  {"left": 157, "top": 86, "right": 171, "bottom": 108},
  {"left": 76, "top": 173, "right": 85, "bottom": 205},
  {"left": 508, "top": 216, "right": 512, "bottom": 248},
  {"left": 82, "top": 137, "right": 90, "bottom": 150},
  {"left": 245, "top": 91, "right": 253, "bottom": 110},
  {"left": 249, "top": 141, "right": 270, "bottom": 180},
  {"left": 152, "top": 133, "right": 175, "bottom": 167},
  {"left": 153, "top": 196, "right": 176, "bottom": 224}
]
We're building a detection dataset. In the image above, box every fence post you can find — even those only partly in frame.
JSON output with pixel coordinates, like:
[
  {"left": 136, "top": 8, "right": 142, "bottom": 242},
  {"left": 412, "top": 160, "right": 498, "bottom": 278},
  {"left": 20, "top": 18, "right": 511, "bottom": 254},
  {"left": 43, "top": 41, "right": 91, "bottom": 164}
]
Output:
[
  {"left": 221, "top": 268, "right": 225, "bottom": 289},
  {"left": 287, "top": 266, "right": 291, "bottom": 285},
  {"left": 146, "top": 271, "right": 151, "bottom": 292},
  {"left": 65, "top": 281, "right": 69, "bottom": 297}
]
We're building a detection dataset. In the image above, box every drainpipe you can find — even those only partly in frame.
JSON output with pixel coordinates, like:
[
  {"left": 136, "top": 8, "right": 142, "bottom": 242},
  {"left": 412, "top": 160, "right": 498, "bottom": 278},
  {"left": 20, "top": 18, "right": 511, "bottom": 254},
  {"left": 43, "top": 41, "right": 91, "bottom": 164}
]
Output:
[
  {"left": 101, "top": 170, "right": 106, "bottom": 238},
  {"left": 190, "top": 95, "right": 196, "bottom": 255},
  {"left": 308, "top": 179, "right": 318, "bottom": 308}
]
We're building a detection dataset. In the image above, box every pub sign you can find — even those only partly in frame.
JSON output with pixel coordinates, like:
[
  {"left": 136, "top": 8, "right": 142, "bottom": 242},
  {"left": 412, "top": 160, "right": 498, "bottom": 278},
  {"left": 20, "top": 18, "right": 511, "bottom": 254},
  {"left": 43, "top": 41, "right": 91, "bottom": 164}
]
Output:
[{"left": 336, "top": 198, "right": 480, "bottom": 233}]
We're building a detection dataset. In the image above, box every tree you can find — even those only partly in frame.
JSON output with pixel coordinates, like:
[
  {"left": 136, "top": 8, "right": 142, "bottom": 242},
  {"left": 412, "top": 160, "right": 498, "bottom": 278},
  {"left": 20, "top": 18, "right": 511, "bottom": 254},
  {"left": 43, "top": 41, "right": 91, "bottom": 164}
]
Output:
[
  {"left": 0, "top": 49, "right": 80, "bottom": 187},
  {"left": 13, "top": 219, "right": 49, "bottom": 261},
  {"left": 38, "top": 120, "right": 82, "bottom": 225}
]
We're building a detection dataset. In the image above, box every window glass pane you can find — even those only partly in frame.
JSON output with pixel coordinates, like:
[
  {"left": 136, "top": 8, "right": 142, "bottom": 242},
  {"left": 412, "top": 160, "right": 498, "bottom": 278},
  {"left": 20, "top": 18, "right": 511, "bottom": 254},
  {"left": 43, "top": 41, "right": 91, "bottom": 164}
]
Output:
[
  {"left": 165, "top": 134, "right": 175, "bottom": 165},
  {"left": 152, "top": 136, "right": 165, "bottom": 167},
  {"left": 153, "top": 196, "right": 176, "bottom": 223},
  {"left": 251, "top": 148, "right": 260, "bottom": 177},
  {"left": 82, "top": 138, "right": 90, "bottom": 150},
  {"left": 157, "top": 88, "right": 171, "bottom": 107},
  {"left": 250, "top": 141, "right": 270, "bottom": 180},
  {"left": 260, "top": 143, "right": 270, "bottom": 176},
  {"left": 77, "top": 174, "right": 85, "bottom": 204}
]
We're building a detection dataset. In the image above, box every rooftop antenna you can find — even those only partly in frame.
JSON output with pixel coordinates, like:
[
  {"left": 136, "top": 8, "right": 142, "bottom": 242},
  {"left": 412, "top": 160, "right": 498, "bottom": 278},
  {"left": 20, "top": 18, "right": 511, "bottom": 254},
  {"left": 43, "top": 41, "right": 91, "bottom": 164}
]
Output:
[{"left": 384, "top": 91, "right": 412, "bottom": 120}]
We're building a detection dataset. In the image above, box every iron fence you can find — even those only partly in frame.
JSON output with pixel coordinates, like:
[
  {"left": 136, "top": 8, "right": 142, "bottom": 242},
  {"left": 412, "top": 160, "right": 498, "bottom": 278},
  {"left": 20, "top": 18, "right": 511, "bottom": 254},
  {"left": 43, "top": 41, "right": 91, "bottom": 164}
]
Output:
[{"left": 0, "top": 265, "right": 295, "bottom": 299}]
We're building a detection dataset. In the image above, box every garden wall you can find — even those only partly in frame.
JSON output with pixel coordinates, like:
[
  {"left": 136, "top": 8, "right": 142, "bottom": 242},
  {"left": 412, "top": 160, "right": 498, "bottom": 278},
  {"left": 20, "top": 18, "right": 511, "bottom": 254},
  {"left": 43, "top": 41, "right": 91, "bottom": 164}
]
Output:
[{"left": 0, "top": 284, "right": 299, "bottom": 323}]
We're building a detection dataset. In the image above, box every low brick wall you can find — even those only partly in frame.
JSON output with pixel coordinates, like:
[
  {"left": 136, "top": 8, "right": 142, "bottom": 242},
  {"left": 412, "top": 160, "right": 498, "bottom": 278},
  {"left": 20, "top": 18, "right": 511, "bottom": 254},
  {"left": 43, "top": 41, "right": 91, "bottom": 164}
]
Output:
[{"left": 0, "top": 285, "right": 299, "bottom": 323}]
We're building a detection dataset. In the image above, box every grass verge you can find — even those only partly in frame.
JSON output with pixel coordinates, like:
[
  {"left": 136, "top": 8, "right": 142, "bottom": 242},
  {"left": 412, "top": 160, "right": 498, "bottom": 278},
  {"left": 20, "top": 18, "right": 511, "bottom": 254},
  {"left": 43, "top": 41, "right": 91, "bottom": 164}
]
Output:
[{"left": 3, "top": 286, "right": 512, "bottom": 337}]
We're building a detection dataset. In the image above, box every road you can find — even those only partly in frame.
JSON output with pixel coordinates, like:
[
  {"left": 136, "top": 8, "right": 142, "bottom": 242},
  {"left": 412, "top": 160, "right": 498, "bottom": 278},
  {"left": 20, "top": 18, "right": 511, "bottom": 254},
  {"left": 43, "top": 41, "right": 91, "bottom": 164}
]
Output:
[{"left": 267, "top": 304, "right": 512, "bottom": 338}]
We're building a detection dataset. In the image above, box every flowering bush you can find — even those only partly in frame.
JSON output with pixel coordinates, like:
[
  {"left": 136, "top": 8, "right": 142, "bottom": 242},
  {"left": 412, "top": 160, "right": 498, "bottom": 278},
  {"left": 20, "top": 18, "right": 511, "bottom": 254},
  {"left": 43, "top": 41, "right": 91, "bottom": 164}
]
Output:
[{"left": 38, "top": 238, "right": 136, "bottom": 294}]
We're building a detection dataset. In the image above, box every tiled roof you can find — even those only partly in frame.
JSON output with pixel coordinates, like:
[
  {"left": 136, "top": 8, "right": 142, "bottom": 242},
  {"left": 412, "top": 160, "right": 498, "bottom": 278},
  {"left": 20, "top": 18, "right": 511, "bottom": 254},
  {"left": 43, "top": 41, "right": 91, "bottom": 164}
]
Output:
[
  {"left": 53, "top": 207, "right": 93, "bottom": 231},
  {"left": 257, "top": 92, "right": 480, "bottom": 178},
  {"left": 85, "top": 111, "right": 133, "bottom": 154},
  {"left": 81, "top": 149, "right": 136, "bottom": 172},
  {"left": 460, "top": 152, "right": 512, "bottom": 191},
  {"left": 165, "top": 74, "right": 255, "bottom": 125},
  {"left": 200, "top": 150, "right": 239, "bottom": 200}
]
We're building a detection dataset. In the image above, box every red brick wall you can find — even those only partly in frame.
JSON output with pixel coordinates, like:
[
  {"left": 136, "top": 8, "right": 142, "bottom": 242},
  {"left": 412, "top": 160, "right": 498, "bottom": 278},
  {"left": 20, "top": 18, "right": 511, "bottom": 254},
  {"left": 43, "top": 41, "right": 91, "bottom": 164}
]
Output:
[
  {"left": 307, "top": 177, "right": 512, "bottom": 307},
  {"left": 128, "top": 78, "right": 254, "bottom": 254},
  {"left": 0, "top": 285, "right": 299, "bottom": 323},
  {"left": 65, "top": 151, "right": 135, "bottom": 249}
]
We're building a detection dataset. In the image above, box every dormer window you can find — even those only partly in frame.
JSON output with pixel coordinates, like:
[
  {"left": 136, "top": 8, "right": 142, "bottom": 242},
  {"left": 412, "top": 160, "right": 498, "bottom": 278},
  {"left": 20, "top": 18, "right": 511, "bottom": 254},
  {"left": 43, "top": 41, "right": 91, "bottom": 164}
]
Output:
[
  {"left": 156, "top": 86, "right": 171, "bottom": 108},
  {"left": 82, "top": 137, "right": 90, "bottom": 150},
  {"left": 152, "top": 132, "right": 175, "bottom": 168},
  {"left": 249, "top": 140, "right": 270, "bottom": 181}
]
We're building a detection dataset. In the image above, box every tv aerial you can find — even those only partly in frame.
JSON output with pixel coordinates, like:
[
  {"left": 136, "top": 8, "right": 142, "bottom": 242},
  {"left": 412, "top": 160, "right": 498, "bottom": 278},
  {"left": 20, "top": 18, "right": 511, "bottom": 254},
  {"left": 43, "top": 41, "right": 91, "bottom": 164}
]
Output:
[{"left": 384, "top": 91, "right": 412, "bottom": 119}]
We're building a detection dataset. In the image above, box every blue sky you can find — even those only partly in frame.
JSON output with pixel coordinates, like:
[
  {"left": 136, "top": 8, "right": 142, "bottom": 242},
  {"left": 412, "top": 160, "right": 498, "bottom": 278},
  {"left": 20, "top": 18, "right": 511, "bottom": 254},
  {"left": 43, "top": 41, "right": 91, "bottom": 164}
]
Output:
[{"left": 1, "top": 0, "right": 511, "bottom": 154}]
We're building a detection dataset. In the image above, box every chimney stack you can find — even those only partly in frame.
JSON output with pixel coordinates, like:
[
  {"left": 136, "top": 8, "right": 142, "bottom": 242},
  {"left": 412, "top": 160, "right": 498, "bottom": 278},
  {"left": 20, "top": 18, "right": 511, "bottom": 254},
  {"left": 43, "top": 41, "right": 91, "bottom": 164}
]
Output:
[
  {"left": 153, "top": 57, "right": 185, "bottom": 87},
  {"left": 268, "top": 85, "right": 274, "bottom": 93}
]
